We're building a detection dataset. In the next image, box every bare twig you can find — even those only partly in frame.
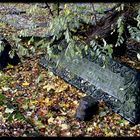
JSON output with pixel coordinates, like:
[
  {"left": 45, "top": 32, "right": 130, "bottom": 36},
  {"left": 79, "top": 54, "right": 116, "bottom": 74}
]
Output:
[
  {"left": 57, "top": 3, "right": 60, "bottom": 16},
  {"left": 45, "top": 3, "right": 54, "bottom": 17}
]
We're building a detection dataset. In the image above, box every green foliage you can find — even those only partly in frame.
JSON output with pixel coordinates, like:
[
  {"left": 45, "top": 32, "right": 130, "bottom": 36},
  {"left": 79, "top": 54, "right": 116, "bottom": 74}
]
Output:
[
  {"left": 4, "top": 106, "right": 24, "bottom": 122},
  {"left": 3, "top": 4, "right": 115, "bottom": 65},
  {"left": 127, "top": 8, "right": 140, "bottom": 42},
  {"left": 90, "top": 39, "right": 113, "bottom": 66},
  {"left": 115, "top": 4, "right": 124, "bottom": 11},
  {"left": 10, "top": 35, "right": 29, "bottom": 59},
  {"left": 127, "top": 25, "right": 140, "bottom": 42},
  {"left": 0, "top": 93, "right": 6, "bottom": 106},
  {"left": 44, "top": 4, "right": 91, "bottom": 62},
  {"left": 45, "top": 3, "right": 115, "bottom": 67},
  {"left": 49, "top": 6, "right": 90, "bottom": 40},
  {"left": 115, "top": 16, "right": 125, "bottom": 47},
  {"left": 10, "top": 34, "right": 49, "bottom": 60},
  {"left": 7, "top": 3, "right": 140, "bottom": 66}
]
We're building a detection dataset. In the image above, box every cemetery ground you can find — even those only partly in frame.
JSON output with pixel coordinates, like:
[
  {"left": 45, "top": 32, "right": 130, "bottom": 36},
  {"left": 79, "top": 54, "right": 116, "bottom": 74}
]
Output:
[
  {"left": 1, "top": 3, "right": 140, "bottom": 137},
  {"left": 2, "top": 49, "right": 140, "bottom": 137}
]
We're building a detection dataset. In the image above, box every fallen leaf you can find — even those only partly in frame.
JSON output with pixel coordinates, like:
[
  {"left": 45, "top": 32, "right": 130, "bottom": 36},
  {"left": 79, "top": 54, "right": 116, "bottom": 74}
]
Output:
[
  {"left": 43, "top": 84, "right": 55, "bottom": 92},
  {"left": 22, "top": 82, "right": 30, "bottom": 86},
  {"left": 5, "top": 108, "right": 14, "bottom": 113},
  {"left": 48, "top": 117, "right": 54, "bottom": 124},
  {"left": 73, "top": 100, "right": 78, "bottom": 105},
  {"left": 105, "top": 131, "right": 114, "bottom": 137},
  {"left": 26, "top": 111, "right": 32, "bottom": 117},
  {"left": 44, "top": 97, "right": 49, "bottom": 103},
  {"left": 35, "top": 74, "right": 43, "bottom": 84},
  {"left": 2, "top": 87, "right": 10, "bottom": 91},
  {"left": 87, "top": 127, "right": 93, "bottom": 132},
  {"left": 61, "top": 124, "right": 69, "bottom": 130},
  {"left": 47, "top": 71, "right": 54, "bottom": 76},
  {"left": 35, "top": 120, "right": 45, "bottom": 129},
  {"left": 30, "top": 100, "right": 38, "bottom": 105},
  {"left": 56, "top": 84, "right": 68, "bottom": 93},
  {"left": 41, "top": 98, "right": 52, "bottom": 106}
]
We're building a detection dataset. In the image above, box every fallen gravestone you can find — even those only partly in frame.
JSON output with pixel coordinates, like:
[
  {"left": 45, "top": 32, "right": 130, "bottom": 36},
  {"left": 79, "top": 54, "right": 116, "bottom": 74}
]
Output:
[
  {"left": 75, "top": 95, "right": 99, "bottom": 121},
  {"left": 40, "top": 48, "right": 140, "bottom": 124},
  {"left": 39, "top": 4, "right": 140, "bottom": 124},
  {"left": 0, "top": 34, "right": 20, "bottom": 70}
]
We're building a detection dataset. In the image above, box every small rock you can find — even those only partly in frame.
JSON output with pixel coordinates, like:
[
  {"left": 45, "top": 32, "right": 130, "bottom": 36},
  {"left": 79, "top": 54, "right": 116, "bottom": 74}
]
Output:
[
  {"left": 0, "top": 34, "right": 20, "bottom": 70},
  {"left": 75, "top": 95, "right": 99, "bottom": 121}
]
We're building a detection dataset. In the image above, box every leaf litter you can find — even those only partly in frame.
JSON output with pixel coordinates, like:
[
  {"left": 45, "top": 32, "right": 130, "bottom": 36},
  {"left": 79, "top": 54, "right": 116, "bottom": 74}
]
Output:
[{"left": 0, "top": 55, "right": 140, "bottom": 137}]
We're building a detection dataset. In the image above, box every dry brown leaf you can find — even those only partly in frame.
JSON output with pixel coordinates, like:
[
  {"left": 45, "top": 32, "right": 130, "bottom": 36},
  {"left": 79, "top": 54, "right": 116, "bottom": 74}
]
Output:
[
  {"left": 55, "top": 84, "right": 68, "bottom": 93},
  {"left": 43, "top": 84, "right": 55, "bottom": 92}
]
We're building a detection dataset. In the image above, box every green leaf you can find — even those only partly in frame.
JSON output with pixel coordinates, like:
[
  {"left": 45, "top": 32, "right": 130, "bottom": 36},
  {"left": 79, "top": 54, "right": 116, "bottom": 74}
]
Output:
[
  {"left": 17, "top": 44, "right": 29, "bottom": 57},
  {"left": 15, "top": 112, "right": 24, "bottom": 120},
  {"left": 0, "top": 93, "right": 6, "bottom": 105}
]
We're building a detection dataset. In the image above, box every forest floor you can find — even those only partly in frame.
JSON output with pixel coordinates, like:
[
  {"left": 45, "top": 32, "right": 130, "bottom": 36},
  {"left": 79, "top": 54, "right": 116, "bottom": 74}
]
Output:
[
  {"left": 1, "top": 3, "right": 140, "bottom": 137},
  {"left": 1, "top": 49, "right": 140, "bottom": 137}
]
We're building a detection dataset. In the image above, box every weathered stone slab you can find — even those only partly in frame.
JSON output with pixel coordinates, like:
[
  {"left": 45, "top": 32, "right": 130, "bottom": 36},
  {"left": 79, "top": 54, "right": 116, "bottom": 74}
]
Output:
[{"left": 40, "top": 50, "right": 140, "bottom": 124}]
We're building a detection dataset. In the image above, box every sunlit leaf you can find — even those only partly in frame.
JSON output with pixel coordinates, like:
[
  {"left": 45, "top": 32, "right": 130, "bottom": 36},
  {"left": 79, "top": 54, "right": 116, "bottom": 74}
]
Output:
[
  {"left": 48, "top": 117, "right": 54, "bottom": 124},
  {"left": 22, "top": 81, "right": 30, "bottom": 86},
  {"left": 55, "top": 83, "right": 68, "bottom": 93},
  {"left": 61, "top": 124, "right": 69, "bottom": 130},
  {"left": 5, "top": 108, "right": 14, "bottom": 114},
  {"left": 43, "top": 84, "right": 55, "bottom": 92}
]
